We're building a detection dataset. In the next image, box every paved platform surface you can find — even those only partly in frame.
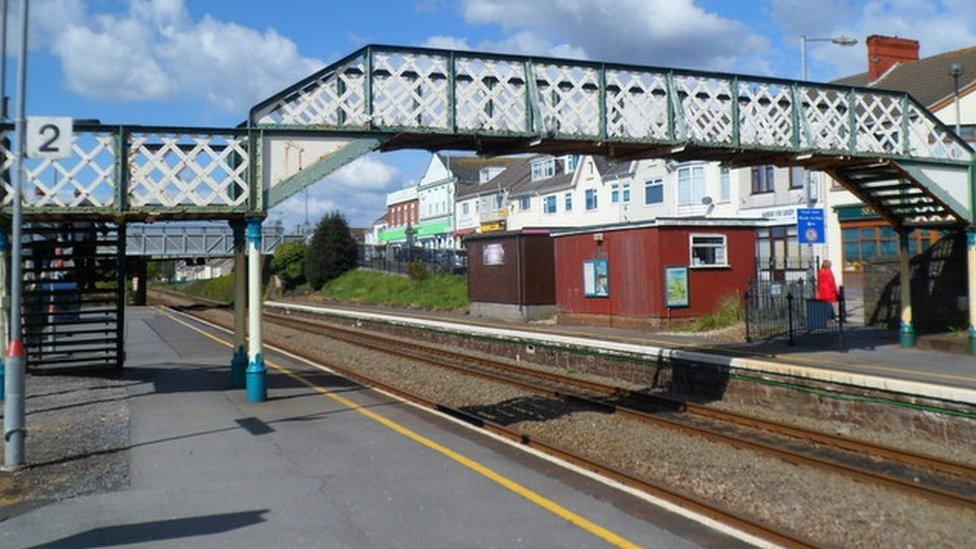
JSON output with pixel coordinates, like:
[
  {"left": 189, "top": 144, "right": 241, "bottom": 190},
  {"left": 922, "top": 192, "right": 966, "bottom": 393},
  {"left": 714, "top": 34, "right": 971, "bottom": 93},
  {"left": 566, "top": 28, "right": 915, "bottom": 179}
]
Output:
[
  {"left": 1, "top": 307, "right": 742, "bottom": 548},
  {"left": 272, "top": 299, "right": 976, "bottom": 402}
]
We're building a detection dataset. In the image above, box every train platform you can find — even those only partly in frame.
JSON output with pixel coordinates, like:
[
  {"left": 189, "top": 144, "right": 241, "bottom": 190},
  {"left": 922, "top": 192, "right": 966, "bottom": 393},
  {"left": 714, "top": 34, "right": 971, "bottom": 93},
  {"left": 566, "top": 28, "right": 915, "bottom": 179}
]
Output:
[
  {"left": 0, "top": 307, "right": 746, "bottom": 548},
  {"left": 268, "top": 299, "right": 976, "bottom": 406}
]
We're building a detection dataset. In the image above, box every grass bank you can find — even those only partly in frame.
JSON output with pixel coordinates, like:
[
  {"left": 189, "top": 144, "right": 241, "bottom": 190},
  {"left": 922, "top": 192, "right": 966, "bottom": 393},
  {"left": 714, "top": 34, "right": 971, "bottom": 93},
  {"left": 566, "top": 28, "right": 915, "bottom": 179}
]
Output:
[
  {"left": 161, "top": 274, "right": 234, "bottom": 304},
  {"left": 320, "top": 269, "right": 467, "bottom": 311}
]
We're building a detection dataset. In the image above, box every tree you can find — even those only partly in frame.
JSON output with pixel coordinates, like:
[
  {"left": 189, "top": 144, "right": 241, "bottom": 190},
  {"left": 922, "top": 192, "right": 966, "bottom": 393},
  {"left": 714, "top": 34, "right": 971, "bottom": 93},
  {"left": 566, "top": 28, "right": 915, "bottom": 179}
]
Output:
[
  {"left": 305, "top": 211, "right": 358, "bottom": 290},
  {"left": 269, "top": 240, "right": 307, "bottom": 290}
]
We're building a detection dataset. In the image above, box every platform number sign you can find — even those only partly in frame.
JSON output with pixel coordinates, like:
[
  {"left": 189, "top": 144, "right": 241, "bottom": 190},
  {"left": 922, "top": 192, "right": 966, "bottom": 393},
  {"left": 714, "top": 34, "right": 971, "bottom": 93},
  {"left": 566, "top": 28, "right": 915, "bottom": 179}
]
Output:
[{"left": 26, "top": 117, "right": 73, "bottom": 159}]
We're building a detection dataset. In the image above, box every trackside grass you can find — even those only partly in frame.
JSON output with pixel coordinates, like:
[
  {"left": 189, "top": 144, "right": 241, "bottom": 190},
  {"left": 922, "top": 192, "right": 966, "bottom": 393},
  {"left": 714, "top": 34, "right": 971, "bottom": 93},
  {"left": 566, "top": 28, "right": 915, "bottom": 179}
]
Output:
[{"left": 319, "top": 268, "right": 468, "bottom": 311}]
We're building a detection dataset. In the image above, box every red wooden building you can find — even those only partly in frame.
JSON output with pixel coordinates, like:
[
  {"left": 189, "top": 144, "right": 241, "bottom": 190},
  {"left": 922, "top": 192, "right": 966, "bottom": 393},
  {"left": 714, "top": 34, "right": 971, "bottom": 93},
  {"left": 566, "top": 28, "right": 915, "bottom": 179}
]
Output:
[{"left": 552, "top": 218, "right": 760, "bottom": 327}]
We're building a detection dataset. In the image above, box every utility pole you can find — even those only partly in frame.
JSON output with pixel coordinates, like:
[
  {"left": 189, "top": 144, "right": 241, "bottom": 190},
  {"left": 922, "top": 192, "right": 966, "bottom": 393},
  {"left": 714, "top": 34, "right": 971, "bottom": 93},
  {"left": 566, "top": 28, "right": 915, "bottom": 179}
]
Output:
[
  {"left": 949, "top": 63, "right": 964, "bottom": 135},
  {"left": 4, "top": 0, "right": 28, "bottom": 470},
  {"left": 800, "top": 34, "right": 857, "bottom": 271}
]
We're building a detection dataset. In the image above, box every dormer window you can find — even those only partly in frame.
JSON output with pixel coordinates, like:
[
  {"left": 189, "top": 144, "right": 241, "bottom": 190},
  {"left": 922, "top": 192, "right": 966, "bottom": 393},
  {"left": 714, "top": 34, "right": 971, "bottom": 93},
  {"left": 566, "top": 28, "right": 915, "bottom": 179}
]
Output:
[
  {"left": 531, "top": 158, "right": 556, "bottom": 181},
  {"left": 479, "top": 166, "right": 505, "bottom": 183}
]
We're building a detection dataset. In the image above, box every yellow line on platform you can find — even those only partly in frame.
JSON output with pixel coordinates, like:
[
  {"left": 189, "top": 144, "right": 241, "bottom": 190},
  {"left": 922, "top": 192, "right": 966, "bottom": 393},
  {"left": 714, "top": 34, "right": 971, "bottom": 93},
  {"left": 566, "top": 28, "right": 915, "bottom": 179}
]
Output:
[{"left": 157, "top": 308, "right": 641, "bottom": 549}]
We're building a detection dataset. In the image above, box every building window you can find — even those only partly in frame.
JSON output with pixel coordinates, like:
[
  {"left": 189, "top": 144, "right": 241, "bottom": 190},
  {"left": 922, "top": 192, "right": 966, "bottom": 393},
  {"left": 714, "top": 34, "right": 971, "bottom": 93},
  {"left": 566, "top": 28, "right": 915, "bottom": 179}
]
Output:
[
  {"left": 564, "top": 193, "right": 573, "bottom": 211},
  {"left": 644, "top": 179, "right": 663, "bottom": 204},
  {"left": 611, "top": 184, "right": 620, "bottom": 203},
  {"left": 690, "top": 234, "right": 729, "bottom": 267},
  {"left": 585, "top": 188, "right": 598, "bottom": 211},
  {"left": 543, "top": 195, "right": 557, "bottom": 214},
  {"left": 519, "top": 196, "right": 531, "bottom": 210},
  {"left": 789, "top": 166, "right": 806, "bottom": 190},
  {"left": 564, "top": 155, "right": 580, "bottom": 173},
  {"left": 677, "top": 165, "right": 705, "bottom": 206},
  {"left": 720, "top": 167, "right": 730, "bottom": 201},
  {"left": 622, "top": 183, "right": 631, "bottom": 203},
  {"left": 840, "top": 226, "right": 944, "bottom": 271},
  {"left": 495, "top": 195, "right": 503, "bottom": 209},
  {"left": 462, "top": 203, "right": 469, "bottom": 215},
  {"left": 531, "top": 158, "right": 555, "bottom": 181},
  {"left": 751, "top": 165, "right": 775, "bottom": 194}
]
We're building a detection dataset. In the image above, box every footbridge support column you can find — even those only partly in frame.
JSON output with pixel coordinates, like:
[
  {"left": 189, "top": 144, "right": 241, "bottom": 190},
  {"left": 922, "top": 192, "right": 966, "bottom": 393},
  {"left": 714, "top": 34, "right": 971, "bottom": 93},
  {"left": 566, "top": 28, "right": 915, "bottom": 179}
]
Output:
[
  {"left": 0, "top": 228, "right": 7, "bottom": 400},
  {"left": 898, "top": 229, "right": 915, "bottom": 348},
  {"left": 967, "top": 228, "right": 976, "bottom": 356},
  {"left": 230, "top": 219, "right": 247, "bottom": 388},
  {"left": 246, "top": 218, "right": 267, "bottom": 402}
]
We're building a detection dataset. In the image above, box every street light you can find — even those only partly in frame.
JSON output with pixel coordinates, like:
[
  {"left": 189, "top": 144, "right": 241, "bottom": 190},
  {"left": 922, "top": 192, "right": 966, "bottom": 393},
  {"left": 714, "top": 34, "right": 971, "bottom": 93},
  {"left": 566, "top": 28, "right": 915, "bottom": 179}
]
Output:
[
  {"left": 949, "top": 62, "right": 964, "bottom": 135},
  {"left": 799, "top": 35, "right": 857, "bottom": 272}
]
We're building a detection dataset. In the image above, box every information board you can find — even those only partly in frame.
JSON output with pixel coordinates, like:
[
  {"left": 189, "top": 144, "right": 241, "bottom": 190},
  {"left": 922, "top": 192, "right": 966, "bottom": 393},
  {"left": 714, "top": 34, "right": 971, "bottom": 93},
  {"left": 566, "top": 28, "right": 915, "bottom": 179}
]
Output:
[{"left": 796, "top": 208, "right": 825, "bottom": 244}]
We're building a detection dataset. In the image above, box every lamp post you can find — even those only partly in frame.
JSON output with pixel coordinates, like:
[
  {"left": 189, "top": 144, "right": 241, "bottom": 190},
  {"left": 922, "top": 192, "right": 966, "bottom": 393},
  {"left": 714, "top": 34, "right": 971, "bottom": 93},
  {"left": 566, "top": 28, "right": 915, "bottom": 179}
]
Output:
[
  {"left": 949, "top": 63, "right": 964, "bottom": 135},
  {"left": 800, "top": 35, "right": 857, "bottom": 271}
]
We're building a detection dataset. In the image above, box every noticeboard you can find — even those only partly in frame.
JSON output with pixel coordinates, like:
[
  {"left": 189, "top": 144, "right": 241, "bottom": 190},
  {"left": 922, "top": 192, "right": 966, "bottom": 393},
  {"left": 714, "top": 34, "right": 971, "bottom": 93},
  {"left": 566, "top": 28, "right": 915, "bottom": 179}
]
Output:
[
  {"left": 664, "top": 266, "right": 690, "bottom": 308},
  {"left": 583, "top": 259, "right": 609, "bottom": 298}
]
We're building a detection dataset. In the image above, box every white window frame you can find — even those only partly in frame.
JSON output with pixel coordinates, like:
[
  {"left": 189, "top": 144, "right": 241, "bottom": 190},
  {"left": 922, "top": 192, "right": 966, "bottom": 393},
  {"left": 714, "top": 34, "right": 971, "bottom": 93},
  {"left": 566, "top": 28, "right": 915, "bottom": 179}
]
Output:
[
  {"left": 644, "top": 178, "right": 663, "bottom": 205},
  {"left": 519, "top": 196, "right": 531, "bottom": 210},
  {"left": 622, "top": 182, "right": 631, "bottom": 203},
  {"left": 531, "top": 158, "right": 555, "bottom": 181},
  {"left": 462, "top": 202, "right": 469, "bottom": 215},
  {"left": 564, "top": 192, "right": 573, "bottom": 212},
  {"left": 677, "top": 165, "right": 706, "bottom": 206},
  {"left": 585, "top": 188, "right": 598, "bottom": 211},
  {"left": 719, "top": 167, "right": 730, "bottom": 201},
  {"left": 543, "top": 194, "right": 557, "bottom": 214},
  {"left": 610, "top": 183, "right": 620, "bottom": 203},
  {"left": 689, "top": 233, "right": 729, "bottom": 268}
]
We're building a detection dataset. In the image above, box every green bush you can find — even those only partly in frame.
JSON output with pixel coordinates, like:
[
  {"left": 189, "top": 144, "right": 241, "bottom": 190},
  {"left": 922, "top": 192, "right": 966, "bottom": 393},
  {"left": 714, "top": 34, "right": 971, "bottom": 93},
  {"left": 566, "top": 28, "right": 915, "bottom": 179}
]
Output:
[
  {"left": 172, "top": 274, "right": 235, "bottom": 303},
  {"left": 406, "top": 259, "right": 429, "bottom": 283},
  {"left": 269, "top": 240, "right": 307, "bottom": 289},
  {"left": 320, "top": 269, "right": 467, "bottom": 310},
  {"left": 687, "top": 295, "right": 744, "bottom": 332},
  {"left": 305, "top": 212, "right": 358, "bottom": 290}
]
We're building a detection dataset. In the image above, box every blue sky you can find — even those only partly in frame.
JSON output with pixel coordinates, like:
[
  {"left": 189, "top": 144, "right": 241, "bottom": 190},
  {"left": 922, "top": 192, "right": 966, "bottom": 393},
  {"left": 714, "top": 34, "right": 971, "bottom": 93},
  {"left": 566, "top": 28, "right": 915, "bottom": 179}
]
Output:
[{"left": 14, "top": 0, "right": 976, "bottom": 229}]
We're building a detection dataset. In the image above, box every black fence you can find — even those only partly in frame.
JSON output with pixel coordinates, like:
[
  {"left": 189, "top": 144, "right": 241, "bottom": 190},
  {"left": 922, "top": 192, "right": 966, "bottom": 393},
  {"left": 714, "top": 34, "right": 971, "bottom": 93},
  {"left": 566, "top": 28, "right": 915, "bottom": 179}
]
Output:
[
  {"left": 744, "top": 274, "right": 846, "bottom": 346},
  {"left": 357, "top": 244, "right": 467, "bottom": 276}
]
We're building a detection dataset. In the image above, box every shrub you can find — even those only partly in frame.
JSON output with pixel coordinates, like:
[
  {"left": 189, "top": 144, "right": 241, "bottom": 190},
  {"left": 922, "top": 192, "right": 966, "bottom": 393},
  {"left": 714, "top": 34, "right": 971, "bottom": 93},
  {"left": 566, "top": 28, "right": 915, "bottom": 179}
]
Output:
[
  {"left": 406, "top": 259, "right": 429, "bottom": 283},
  {"left": 305, "top": 211, "right": 358, "bottom": 290},
  {"left": 688, "top": 295, "right": 744, "bottom": 332},
  {"left": 269, "top": 240, "right": 307, "bottom": 289}
]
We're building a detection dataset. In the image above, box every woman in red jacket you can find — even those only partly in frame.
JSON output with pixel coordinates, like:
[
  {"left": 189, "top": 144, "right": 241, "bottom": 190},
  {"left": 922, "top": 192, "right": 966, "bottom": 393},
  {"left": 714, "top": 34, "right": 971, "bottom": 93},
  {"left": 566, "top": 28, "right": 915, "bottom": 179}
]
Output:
[{"left": 817, "top": 259, "right": 839, "bottom": 319}]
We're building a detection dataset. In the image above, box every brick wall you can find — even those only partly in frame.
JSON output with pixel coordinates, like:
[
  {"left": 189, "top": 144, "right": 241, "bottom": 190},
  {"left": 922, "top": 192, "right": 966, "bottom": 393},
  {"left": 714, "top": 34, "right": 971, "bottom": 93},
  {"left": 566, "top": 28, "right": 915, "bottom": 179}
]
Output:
[{"left": 863, "top": 233, "right": 966, "bottom": 332}]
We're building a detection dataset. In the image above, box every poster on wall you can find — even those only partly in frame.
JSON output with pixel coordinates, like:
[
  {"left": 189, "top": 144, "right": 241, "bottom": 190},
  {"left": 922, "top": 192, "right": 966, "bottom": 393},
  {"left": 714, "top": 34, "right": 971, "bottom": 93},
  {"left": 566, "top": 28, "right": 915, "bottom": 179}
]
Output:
[
  {"left": 584, "top": 259, "right": 610, "bottom": 297},
  {"left": 664, "top": 266, "right": 690, "bottom": 308},
  {"left": 483, "top": 243, "right": 505, "bottom": 265}
]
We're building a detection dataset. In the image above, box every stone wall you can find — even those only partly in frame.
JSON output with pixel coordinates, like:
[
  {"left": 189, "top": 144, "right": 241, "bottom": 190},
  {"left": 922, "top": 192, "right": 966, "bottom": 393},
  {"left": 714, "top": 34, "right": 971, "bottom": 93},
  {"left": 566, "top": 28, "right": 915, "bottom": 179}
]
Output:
[{"left": 863, "top": 232, "right": 967, "bottom": 332}]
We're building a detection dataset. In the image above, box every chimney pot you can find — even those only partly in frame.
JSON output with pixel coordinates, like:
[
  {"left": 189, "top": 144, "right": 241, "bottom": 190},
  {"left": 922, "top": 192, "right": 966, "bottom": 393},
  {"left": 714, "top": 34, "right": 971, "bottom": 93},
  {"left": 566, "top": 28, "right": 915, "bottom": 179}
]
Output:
[{"left": 867, "top": 35, "right": 919, "bottom": 81}]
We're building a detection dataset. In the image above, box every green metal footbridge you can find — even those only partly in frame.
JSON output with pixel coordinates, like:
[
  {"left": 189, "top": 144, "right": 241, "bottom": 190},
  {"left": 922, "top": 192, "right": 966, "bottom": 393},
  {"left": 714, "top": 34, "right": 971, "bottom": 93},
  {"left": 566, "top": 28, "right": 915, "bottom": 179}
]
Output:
[{"left": 2, "top": 44, "right": 974, "bottom": 402}]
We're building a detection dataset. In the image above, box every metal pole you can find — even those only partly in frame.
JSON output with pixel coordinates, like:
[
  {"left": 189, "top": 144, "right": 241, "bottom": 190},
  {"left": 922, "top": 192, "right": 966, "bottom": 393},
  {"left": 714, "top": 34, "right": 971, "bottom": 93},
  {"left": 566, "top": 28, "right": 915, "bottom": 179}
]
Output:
[
  {"left": 4, "top": 0, "right": 28, "bottom": 470},
  {"left": 967, "top": 228, "right": 976, "bottom": 356},
  {"left": 953, "top": 75, "right": 962, "bottom": 136},
  {"left": 0, "top": 0, "right": 8, "bottom": 120},
  {"left": 230, "top": 219, "right": 246, "bottom": 388},
  {"left": 898, "top": 229, "right": 915, "bottom": 347},
  {"left": 0, "top": 229, "right": 7, "bottom": 399},
  {"left": 800, "top": 36, "right": 807, "bottom": 80},
  {"left": 245, "top": 218, "right": 266, "bottom": 402}
]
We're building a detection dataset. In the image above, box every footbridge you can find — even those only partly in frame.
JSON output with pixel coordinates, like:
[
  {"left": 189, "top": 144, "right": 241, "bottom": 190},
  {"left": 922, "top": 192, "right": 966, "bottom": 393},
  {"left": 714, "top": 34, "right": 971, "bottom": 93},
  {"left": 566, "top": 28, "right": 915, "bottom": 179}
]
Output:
[
  {"left": 125, "top": 224, "right": 303, "bottom": 258},
  {"left": 2, "top": 44, "right": 974, "bottom": 408}
]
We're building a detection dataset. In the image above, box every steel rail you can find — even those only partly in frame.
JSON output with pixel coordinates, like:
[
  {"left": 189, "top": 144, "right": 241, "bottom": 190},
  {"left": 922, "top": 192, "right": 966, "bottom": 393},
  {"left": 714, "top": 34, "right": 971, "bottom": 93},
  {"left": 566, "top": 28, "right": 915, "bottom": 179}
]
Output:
[{"left": 152, "top": 294, "right": 813, "bottom": 548}]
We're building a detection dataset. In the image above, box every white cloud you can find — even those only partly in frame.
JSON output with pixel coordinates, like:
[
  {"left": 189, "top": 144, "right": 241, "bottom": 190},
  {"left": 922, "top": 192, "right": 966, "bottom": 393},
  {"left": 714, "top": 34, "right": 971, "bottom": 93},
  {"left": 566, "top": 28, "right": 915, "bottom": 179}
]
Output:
[
  {"left": 32, "top": 0, "right": 322, "bottom": 111},
  {"left": 771, "top": 0, "right": 976, "bottom": 79},
  {"left": 450, "top": 0, "right": 770, "bottom": 71},
  {"left": 422, "top": 35, "right": 472, "bottom": 50},
  {"left": 330, "top": 156, "right": 399, "bottom": 191}
]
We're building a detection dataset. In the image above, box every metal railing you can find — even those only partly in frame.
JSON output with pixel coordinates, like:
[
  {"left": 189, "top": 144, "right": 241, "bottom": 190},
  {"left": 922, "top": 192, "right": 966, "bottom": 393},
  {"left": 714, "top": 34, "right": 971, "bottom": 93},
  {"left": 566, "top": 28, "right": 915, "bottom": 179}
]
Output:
[
  {"left": 357, "top": 244, "right": 466, "bottom": 276},
  {"left": 744, "top": 275, "right": 846, "bottom": 346}
]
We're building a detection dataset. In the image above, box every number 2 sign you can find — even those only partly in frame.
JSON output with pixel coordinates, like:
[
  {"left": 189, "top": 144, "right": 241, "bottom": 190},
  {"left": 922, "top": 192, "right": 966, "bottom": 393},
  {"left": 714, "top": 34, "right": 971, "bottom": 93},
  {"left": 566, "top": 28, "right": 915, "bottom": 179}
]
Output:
[{"left": 26, "top": 116, "right": 73, "bottom": 159}]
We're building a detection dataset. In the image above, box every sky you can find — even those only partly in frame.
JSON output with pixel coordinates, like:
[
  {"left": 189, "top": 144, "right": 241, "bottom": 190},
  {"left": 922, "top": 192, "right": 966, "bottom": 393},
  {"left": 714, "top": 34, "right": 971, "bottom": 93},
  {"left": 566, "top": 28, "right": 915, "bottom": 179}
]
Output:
[{"left": 10, "top": 0, "right": 976, "bottom": 230}]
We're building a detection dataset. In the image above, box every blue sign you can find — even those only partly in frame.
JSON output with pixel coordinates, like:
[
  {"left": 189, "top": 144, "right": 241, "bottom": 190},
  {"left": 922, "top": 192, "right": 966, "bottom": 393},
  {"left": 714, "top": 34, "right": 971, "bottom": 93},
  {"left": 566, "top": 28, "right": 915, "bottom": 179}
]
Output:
[{"left": 796, "top": 208, "right": 825, "bottom": 244}]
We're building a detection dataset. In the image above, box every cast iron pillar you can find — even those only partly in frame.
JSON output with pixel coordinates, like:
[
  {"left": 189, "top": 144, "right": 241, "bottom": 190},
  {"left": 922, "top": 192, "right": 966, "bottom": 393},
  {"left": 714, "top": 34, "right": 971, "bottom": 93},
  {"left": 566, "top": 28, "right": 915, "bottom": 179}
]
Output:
[
  {"left": 0, "top": 228, "right": 7, "bottom": 400},
  {"left": 967, "top": 228, "right": 976, "bottom": 356},
  {"left": 230, "top": 219, "right": 247, "bottom": 388},
  {"left": 245, "top": 218, "right": 267, "bottom": 402},
  {"left": 897, "top": 228, "right": 915, "bottom": 348}
]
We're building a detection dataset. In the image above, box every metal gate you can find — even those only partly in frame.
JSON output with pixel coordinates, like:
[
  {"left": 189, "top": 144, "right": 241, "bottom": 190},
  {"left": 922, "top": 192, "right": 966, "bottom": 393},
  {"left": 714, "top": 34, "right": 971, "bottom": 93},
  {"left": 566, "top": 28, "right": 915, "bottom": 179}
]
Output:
[
  {"left": 22, "top": 223, "right": 125, "bottom": 370},
  {"left": 744, "top": 274, "right": 846, "bottom": 345}
]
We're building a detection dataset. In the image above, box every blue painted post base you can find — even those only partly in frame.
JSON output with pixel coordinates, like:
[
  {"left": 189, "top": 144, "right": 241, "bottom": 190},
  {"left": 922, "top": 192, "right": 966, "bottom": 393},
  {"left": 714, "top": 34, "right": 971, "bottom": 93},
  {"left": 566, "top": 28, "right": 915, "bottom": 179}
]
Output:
[
  {"left": 246, "top": 354, "right": 267, "bottom": 403},
  {"left": 899, "top": 322, "right": 916, "bottom": 348},
  {"left": 969, "top": 327, "right": 976, "bottom": 357},
  {"left": 230, "top": 346, "right": 247, "bottom": 389}
]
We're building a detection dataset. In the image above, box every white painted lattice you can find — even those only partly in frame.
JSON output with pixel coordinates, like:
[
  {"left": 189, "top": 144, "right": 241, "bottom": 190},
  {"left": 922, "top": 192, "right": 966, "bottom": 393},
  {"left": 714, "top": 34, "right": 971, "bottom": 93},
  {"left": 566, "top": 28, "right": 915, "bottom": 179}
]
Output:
[
  {"left": 371, "top": 52, "right": 449, "bottom": 129},
  {"left": 128, "top": 133, "right": 250, "bottom": 208},
  {"left": 533, "top": 63, "right": 600, "bottom": 136},
  {"left": 674, "top": 75, "right": 732, "bottom": 144},
  {"left": 455, "top": 57, "right": 527, "bottom": 132},
  {"left": 853, "top": 94, "right": 903, "bottom": 154},
  {"left": 798, "top": 87, "right": 850, "bottom": 151},
  {"left": 256, "top": 53, "right": 368, "bottom": 127},
  {"left": 738, "top": 81, "right": 794, "bottom": 147},
  {"left": 905, "top": 102, "right": 971, "bottom": 161},
  {"left": 604, "top": 69, "right": 669, "bottom": 140},
  {"left": 0, "top": 131, "right": 117, "bottom": 207}
]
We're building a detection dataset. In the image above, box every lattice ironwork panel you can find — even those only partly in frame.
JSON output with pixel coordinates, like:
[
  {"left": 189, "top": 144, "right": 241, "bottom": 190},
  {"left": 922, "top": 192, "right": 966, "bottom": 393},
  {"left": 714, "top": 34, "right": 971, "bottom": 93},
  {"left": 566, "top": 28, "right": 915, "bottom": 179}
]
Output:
[
  {"left": 0, "top": 130, "right": 117, "bottom": 208},
  {"left": 797, "top": 87, "right": 849, "bottom": 151},
  {"left": 455, "top": 57, "right": 527, "bottom": 133},
  {"left": 256, "top": 53, "right": 368, "bottom": 127},
  {"left": 605, "top": 69, "right": 669, "bottom": 140},
  {"left": 853, "top": 94, "right": 904, "bottom": 154},
  {"left": 371, "top": 51, "right": 449, "bottom": 129},
  {"left": 674, "top": 75, "right": 733, "bottom": 144},
  {"left": 128, "top": 132, "right": 250, "bottom": 208},
  {"left": 738, "top": 80, "right": 794, "bottom": 147},
  {"left": 905, "top": 102, "right": 971, "bottom": 161},
  {"left": 533, "top": 63, "right": 600, "bottom": 136}
]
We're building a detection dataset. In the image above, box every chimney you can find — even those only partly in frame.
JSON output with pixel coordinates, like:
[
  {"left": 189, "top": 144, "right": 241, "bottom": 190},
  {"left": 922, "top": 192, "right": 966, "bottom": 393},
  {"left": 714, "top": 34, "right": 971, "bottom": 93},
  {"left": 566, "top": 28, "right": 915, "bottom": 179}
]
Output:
[{"left": 867, "top": 35, "right": 919, "bottom": 81}]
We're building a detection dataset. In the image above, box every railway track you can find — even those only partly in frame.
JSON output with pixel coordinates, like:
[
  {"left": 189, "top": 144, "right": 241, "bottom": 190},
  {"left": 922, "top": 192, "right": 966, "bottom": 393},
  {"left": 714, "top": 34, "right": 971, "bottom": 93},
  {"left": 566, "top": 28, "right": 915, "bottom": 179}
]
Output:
[{"left": 150, "top": 289, "right": 976, "bottom": 543}]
